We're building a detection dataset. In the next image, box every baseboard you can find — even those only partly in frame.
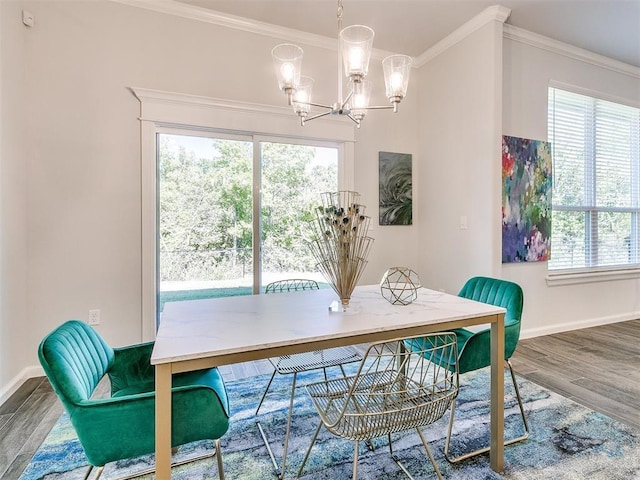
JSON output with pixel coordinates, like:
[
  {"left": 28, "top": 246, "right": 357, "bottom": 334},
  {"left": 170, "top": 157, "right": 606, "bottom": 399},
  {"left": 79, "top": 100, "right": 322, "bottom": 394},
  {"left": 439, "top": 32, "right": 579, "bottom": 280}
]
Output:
[
  {"left": 520, "top": 312, "right": 639, "bottom": 339},
  {"left": 0, "top": 365, "right": 45, "bottom": 407}
]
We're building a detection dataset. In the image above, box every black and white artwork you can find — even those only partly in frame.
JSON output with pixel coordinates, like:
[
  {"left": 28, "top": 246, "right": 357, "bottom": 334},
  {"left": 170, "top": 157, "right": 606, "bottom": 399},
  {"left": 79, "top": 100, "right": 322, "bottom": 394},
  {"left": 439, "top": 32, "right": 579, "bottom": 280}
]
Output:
[{"left": 379, "top": 151, "right": 412, "bottom": 225}]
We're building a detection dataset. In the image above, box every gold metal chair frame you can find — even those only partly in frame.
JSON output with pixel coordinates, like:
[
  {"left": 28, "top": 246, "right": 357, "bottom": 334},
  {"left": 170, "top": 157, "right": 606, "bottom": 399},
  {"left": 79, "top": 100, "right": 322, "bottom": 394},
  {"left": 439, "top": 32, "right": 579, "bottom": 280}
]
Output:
[
  {"left": 298, "top": 333, "right": 459, "bottom": 480},
  {"left": 82, "top": 439, "right": 224, "bottom": 480},
  {"left": 264, "top": 279, "right": 319, "bottom": 293},
  {"left": 256, "top": 279, "right": 362, "bottom": 479}
]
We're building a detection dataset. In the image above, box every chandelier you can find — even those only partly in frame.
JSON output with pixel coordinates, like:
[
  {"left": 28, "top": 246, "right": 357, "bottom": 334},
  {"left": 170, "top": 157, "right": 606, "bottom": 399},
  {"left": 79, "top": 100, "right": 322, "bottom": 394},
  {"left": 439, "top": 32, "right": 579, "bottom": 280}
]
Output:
[{"left": 271, "top": 0, "right": 413, "bottom": 128}]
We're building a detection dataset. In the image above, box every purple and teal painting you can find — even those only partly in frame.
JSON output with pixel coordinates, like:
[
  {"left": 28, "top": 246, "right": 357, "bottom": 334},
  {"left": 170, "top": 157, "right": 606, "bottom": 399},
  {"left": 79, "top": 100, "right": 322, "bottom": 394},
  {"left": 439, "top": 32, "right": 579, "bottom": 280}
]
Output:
[{"left": 502, "top": 135, "right": 552, "bottom": 263}]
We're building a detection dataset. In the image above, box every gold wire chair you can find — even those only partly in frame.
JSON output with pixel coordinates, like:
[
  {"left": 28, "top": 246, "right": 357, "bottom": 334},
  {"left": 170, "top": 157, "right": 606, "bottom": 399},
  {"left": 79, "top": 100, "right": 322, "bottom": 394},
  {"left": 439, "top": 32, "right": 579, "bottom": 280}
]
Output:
[
  {"left": 298, "top": 333, "right": 459, "bottom": 480},
  {"left": 256, "top": 279, "right": 362, "bottom": 479}
]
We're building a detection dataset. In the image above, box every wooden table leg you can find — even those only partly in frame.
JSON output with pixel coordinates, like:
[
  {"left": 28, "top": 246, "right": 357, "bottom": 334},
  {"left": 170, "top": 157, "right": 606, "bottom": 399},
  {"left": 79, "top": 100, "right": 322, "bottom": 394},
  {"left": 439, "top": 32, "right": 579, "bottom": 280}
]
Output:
[
  {"left": 490, "top": 313, "right": 505, "bottom": 473},
  {"left": 156, "top": 363, "right": 172, "bottom": 479}
]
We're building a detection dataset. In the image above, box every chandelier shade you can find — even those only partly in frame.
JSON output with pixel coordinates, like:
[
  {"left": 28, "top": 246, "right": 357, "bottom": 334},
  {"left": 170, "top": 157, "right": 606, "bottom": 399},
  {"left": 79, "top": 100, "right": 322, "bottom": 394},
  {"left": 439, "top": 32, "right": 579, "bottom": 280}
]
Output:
[
  {"left": 271, "top": 0, "right": 412, "bottom": 127},
  {"left": 351, "top": 80, "right": 371, "bottom": 122},
  {"left": 271, "top": 43, "right": 303, "bottom": 97},
  {"left": 383, "top": 54, "right": 412, "bottom": 101},
  {"left": 340, "top": 25, "right": 374, "bottom": 81},
  {"left": 292, "top": 76, "right": 314, "bottom": 118}
]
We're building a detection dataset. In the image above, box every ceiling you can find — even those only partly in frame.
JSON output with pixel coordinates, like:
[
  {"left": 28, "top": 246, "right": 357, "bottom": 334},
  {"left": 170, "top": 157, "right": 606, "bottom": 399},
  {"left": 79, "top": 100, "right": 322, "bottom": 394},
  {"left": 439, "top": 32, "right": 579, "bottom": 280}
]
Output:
[{"left": 176, "top": 0, "right": 640, "bottom": 68}]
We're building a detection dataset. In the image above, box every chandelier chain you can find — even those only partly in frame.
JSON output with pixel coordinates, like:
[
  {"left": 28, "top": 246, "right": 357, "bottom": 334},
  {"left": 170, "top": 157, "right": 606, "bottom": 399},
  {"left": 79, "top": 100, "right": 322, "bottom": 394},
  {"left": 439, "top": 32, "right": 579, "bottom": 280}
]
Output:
[{"left": 337, "top": 0, "right": 343, "bottom": 34}]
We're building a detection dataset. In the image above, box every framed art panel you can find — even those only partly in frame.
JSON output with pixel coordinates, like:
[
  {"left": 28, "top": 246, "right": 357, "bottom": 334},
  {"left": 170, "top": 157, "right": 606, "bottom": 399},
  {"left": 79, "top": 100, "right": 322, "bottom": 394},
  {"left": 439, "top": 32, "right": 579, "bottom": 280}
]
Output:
[
  {"left": 502, "top": 135, "right": 552, "bottom": 263},
  {"left": 379, "top": 151, "right": 412, "bottom": 225}
]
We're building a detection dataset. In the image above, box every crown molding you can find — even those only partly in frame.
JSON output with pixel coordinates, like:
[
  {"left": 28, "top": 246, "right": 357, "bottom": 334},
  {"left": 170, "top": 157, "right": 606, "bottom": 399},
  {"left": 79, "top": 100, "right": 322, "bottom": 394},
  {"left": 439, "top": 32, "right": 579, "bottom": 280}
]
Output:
[
  {"left": 130, "top": 86, "right": 293, "bottom": 118},
  {"left": 128, "top": 87, "right": 356, "bottom": 142},
  {"left": 112, "top": 1, "right": 639, "bottom": 78},
  {"left": 110, "top": 0, "right": 398, "bottom": 60},
  {"left": 413, "top": 5, "right": 511, "bottom": 68},
  {"left": 504, "top": 24, "right": 640, "bottom": 79}
]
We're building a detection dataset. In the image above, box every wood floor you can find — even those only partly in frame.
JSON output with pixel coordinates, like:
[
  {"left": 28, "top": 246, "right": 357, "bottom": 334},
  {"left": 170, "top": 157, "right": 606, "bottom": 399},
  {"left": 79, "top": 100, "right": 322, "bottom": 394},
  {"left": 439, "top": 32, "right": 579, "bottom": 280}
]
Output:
[
  {"left": 1, "top": 319, "right": 638, "bottom": 479},
  {"left": 510, "top": 318, "right": 640, "bottom": 431}
]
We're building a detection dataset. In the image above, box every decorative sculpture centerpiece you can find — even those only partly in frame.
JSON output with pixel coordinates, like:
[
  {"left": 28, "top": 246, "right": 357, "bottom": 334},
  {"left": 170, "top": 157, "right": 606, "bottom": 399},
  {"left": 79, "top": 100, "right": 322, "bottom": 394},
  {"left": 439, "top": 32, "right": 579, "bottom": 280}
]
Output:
[
  {"left": 307, "top": 191, "right": 374, "bottom": 309},
  {"left": 380, "top": 267, "right": 421, "bottom": 305}
]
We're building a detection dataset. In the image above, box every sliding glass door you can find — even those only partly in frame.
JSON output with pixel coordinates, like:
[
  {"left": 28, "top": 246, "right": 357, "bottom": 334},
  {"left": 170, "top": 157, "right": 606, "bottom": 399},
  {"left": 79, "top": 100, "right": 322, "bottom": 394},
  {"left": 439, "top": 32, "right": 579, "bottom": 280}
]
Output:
[
  {"left": 156, "top": 132, "right": 338, "bottom": 316},
  {"left": 260, "top": 141, "right": 338, "bottom": 285}
]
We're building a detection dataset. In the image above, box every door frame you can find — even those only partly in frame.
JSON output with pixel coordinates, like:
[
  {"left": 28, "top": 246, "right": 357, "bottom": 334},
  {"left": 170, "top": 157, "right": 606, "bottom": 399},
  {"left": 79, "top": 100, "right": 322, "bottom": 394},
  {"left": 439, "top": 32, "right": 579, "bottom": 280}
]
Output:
[{"left": 133, "top": 88, "right": 355, "bottom": 341}]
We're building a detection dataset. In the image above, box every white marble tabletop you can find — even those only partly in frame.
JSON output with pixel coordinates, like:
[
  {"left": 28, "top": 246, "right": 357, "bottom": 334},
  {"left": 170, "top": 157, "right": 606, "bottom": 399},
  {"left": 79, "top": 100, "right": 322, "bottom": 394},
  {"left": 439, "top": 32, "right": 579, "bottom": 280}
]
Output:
[{"left": 151, "top": 284, "right": 505, "bottom": 365}]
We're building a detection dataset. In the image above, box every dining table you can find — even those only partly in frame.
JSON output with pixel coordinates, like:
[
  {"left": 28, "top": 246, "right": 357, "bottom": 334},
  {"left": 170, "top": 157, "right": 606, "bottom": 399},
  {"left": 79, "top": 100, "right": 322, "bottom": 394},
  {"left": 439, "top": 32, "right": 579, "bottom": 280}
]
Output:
[{"left": 151, "top": 284, "right": 506, "bottom": 478}]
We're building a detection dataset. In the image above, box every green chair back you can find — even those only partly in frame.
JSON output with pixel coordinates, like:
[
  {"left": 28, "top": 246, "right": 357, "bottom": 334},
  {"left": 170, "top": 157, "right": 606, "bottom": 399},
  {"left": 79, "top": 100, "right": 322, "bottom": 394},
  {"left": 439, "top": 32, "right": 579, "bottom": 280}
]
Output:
[
  {"left": 39, "top": 320, "right": 114, "bottom": 408},
  {"left": 38, "top": 320, "right": 229, "bottom": 468},
  {"left": 456, "top": 276, "right": 524, "bottom": 373}
]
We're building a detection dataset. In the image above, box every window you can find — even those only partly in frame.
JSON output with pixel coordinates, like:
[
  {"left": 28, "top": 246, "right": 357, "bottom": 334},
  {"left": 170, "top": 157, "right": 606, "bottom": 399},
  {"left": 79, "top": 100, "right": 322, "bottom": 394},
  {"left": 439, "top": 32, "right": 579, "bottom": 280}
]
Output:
[{"left": 548, "top": 87, "right": 640, "bottom": 272}]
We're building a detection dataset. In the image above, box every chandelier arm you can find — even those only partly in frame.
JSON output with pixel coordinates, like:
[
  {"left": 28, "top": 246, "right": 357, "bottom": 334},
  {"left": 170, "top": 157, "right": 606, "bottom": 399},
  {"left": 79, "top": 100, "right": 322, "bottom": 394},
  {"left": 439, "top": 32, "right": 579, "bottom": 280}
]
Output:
[
  {"left": 303, "top": 110, "right": 335, "bottom": 123},
  {"left": 346, "top": 113, "right": 360, "bottom": 125},
  {"left": 357, "top": 105, "right": 396, "bottom": 111},
  {"left": 303, "top": 101, "right": 335, "bottom": 110},
  {"left": 342, "top": 88, "right": 354, "bottom": 108}
]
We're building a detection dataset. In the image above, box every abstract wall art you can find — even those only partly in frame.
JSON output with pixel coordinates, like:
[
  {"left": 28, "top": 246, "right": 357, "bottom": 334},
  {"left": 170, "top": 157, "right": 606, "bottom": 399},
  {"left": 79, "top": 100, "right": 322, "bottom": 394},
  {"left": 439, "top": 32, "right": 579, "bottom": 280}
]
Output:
[
  {"left": 379, "top": 151, "right": 412, "bottom": 225},
  {"left": 502, "top": 135, "right": 552, "bottom": 263}
]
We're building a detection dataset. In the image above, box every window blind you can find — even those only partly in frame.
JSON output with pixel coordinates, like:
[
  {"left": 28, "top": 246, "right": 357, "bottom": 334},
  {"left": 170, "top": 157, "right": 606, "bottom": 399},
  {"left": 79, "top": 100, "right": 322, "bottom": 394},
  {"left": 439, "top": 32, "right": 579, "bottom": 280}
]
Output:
[{"left": 548, "top": 87, "right": 640, "bottom": 271}]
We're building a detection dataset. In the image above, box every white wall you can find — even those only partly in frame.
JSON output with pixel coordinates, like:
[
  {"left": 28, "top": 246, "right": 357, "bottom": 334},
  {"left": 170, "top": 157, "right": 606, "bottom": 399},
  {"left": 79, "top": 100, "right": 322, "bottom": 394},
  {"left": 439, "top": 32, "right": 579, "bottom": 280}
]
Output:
[
  {"left": 0, "top": 0, "right": 419, "bottom": 396},
  {"left": 416, "top": 20, "right": 504, "bottom": 293},
  {"left": 502, "top": 38, "right": 640, "bottom": 337},
  {"left": 351, "top": 89, "right": 420, "bottom": 284},
  {"left": 0, "top": 1, "right": 30, "bottom": 401}
]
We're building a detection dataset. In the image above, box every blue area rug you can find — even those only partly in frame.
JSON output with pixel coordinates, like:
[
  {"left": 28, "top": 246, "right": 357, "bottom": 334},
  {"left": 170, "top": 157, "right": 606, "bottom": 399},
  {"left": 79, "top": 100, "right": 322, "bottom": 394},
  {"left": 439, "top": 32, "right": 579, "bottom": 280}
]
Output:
[{"left": 19, "top": 367, "right": 640, "bottom": 479}]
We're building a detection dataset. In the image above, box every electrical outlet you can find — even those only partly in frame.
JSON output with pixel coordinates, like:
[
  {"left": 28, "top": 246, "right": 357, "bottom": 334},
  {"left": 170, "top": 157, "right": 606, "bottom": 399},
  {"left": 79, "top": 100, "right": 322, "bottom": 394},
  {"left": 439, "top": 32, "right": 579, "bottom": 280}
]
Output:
[{"left": 88, "top": 309, "right": 100, "bottom": 326}]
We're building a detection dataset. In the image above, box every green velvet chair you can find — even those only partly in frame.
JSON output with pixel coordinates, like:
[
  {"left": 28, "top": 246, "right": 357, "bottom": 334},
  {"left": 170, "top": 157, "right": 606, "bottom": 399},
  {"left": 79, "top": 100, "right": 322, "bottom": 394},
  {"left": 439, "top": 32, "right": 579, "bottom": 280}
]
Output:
[
  {"left": 405, "top": 276, "right": 529, "bottom": 463},
  {"left": 38, "top": 320, "right": 230, "bottom": 480}
]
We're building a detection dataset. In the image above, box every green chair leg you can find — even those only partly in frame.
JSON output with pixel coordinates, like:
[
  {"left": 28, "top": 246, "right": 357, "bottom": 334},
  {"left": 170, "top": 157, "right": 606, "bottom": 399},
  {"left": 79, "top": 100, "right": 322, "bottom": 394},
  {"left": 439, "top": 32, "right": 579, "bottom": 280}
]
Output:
[
  {"left": 83, "top": 466, "right": 104, "bottom": 480},
  {"left": 444, "top": 360, "right": 530, "bottom": 463},
  {"left": 82, "top": 441, "right": 224, "bottom": 480}
]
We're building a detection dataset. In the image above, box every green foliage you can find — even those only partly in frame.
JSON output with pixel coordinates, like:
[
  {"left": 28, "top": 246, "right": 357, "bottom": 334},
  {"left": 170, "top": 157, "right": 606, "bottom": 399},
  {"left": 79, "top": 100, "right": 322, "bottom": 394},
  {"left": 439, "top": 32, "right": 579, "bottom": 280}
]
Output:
[
  {"left": 552, "top": 144, "right": 635, "bottom": 269},
  {"left": 159, "top": 136, "right": 337, "bottom": 281}
]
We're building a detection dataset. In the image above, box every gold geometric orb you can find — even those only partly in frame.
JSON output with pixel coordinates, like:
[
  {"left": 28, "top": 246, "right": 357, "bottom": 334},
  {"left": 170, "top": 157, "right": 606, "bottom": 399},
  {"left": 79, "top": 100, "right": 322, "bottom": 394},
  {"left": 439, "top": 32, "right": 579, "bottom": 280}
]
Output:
[{"left": 380, "top": 267, "right": 421, "bottom": 305}]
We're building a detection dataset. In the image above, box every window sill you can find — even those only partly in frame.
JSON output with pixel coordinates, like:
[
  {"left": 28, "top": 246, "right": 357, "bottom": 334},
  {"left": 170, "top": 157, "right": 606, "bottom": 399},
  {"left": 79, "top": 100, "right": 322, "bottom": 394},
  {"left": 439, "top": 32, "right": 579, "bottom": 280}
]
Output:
[{"left": 546, "top": 266, "right": 640, "bottom": 286}]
